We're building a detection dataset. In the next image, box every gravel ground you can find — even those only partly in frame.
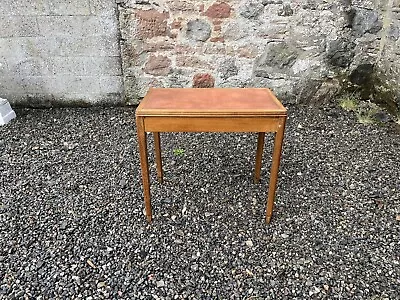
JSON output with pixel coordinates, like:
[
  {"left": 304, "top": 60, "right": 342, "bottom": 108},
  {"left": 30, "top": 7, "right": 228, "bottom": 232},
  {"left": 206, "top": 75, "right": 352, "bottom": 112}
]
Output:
[{"left": 0, "top": 105, "right": 399, "bottom": 299}]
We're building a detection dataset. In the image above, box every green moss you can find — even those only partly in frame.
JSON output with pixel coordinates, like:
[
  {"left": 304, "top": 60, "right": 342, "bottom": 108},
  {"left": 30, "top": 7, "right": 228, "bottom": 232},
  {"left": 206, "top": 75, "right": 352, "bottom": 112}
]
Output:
[
  {"left": 339, "top": 93, "right": 359, "bottom": 111},
  {"left": 335, "top": 65, "right": 399, "bottom": 122}
]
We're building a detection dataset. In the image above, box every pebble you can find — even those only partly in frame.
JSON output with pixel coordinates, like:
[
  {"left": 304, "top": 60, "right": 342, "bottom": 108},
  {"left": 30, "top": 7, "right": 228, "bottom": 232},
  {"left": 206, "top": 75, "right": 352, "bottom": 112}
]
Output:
[
  {"left": 245, "top": 240, "right": 254, "bottom": 247},
  {"left": 156, "top": 280, "right": 165, "bottom": 288},
  {"left": 36, "top": 260, "right": 44, "bottom": 269},
  {"left": 72, "top": 276, "right": 80, "bottom": 285},
  {"left": 60, "top": 221, "right": 68, "bottom": 230},
  {"left": 0, "top": 107, "right": 399, "bottom": 299}
]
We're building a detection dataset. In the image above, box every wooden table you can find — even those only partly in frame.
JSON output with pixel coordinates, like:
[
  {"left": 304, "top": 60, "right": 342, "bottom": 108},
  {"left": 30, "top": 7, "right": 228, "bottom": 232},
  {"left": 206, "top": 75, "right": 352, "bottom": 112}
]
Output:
[{"left": 136, "top": 88, "right": 287, "bottom": 223}]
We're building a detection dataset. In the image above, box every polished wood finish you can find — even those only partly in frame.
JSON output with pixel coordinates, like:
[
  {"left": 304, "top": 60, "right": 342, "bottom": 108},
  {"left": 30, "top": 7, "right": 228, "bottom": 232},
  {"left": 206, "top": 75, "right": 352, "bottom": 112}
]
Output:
[
  {"left": 136, "top": 116, "right": 152, "bottom": 222},
  {"left": 254, "top": 132, "right": 265, "bottom": 184},
  {"left": 144, "top": 116, "right": 281, "bottom": 132},
  {"left": 266, "top": 117, "right": 286, "bottom": 223},
  {"left": 136, "top": 88, "right": 286, "bottom": 117},
  {"left": 136, "top": 88, "right": 287, "bottom": 224},
  {"left": 153, "top": 132, "right": 163, "bottom": 183}
]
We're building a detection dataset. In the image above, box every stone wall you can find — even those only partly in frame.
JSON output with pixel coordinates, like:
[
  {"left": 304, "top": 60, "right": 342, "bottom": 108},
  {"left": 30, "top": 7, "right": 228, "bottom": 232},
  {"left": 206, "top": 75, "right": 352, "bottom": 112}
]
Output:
[
  {"left": 0, "top": 0, "right": 399, "bottom": 111},
  {"left": 0, "top": 0, "right": 123, "bottom": 106},
  {"left": 119, "top": 0, "right": 400, "bottom": 114}
]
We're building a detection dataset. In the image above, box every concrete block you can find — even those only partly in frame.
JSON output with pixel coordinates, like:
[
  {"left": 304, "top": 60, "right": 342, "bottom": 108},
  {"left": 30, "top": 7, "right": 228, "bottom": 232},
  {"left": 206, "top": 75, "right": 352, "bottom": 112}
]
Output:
[
  {"left": 37, "top": 16, "right": 118, "bottom": 37},
  {"left": 0, "top": 16, "right": 40, "bottom": 37},
  {"left": 90, "top": 0, "right": 118, "bottom": 16},
  {"left": 46, "top": 92, "right": 123, "bottom": 106},
  {"left": 10, "top": 35, "right": 120, "bottom": 57},
  {"left": 0, "top": 75, "right": 47, "bottom": 94},
  {"left": 0, "top": 76, "right": 16, "bottom": 92},
  {"left": 98, "top": 76, "right": 123, "bottom": 93},
  {"left": 0, "top": 0, "right": 49, "bottom": 16},
  {"left": 0, "top": 57, "right": 9, "bottom": 76},
  {"left": 48, "top": 0, "right": 91, "bottom": 16},
  {"left": 1, "top": 92, "right": 59, "bottom": 107},
  {"left": 55, "top": 92, "right": 123, "bottom": 105},
  {"left": 0, "top": 38, "right": 32, "bottom": 58},
  {"left": 1, "top": 75, "right": 122, "bottom": 99},
  {"left": 0, "top": 93, "right": 25, "bottom": 106},
  {"left": 47, "top": 56, "right": 121, "bottom": 76},
  {"left": 83, "top": 56, "right": 122, "bottom": 76},
  {"left": 50, "top": 75, "right": 123, "bottom": 94},
  {"left": 20, "top": 76, "right": 49, "bottom": 93},
  {"left": 0, "top": 52, "right": 51, "bottom": 77},
  {"left": 91, "top": 92, "right": 123, "bottom": 105},
  {"left": 5, "top": 37, "right": 76, "bottom": 58},
  {"left": 56, "top": 35, "right": 120, "bottom": 56},
  {"left": 47, "top": 57, "right": 87, "bottom": 75},
  {"left": 0, "top": 38, "right": 52, "bottom": 64},
  {"left": 14, "top": 57, "right": 52, "bottom": 76},
  {"left": 0, "top": 92, "right": 121, "bottom": 107}
]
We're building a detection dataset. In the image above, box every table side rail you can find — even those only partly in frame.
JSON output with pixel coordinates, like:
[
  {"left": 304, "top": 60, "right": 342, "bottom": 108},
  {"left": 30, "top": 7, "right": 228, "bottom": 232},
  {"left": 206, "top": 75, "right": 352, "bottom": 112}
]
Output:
[{"left": 142, "top": 116, "right": 285, "bottom": 132}]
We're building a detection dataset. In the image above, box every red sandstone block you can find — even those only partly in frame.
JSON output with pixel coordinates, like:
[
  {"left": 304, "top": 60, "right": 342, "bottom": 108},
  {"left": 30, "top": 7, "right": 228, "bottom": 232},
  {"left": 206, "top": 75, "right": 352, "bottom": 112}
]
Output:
[
  {"left": 171, "top": 21, "right": 182, "bottom": 29},
  {"left": 205, "top": 2, "right": 231, "bottom": 19},
  {"left": 193, "top": 73, "right": 215, "bottom": 88},
  {"left": 135, "top": 9, "right": 169, "bottom": 39},
  {"left": 210, "top": 37, "right": 224, "bottom": 43},
  {"left": 144, "top": 55, "right": 171, "bottom": 76},
  {"left": 214, "top": 25, "right": 221, "bottom": 31}
]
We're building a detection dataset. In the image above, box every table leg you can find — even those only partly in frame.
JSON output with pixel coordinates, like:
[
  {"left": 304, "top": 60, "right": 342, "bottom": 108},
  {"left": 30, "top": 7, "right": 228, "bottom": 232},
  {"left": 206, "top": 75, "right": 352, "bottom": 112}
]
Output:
[
  {"left": 136, "top": 116, "right": 152, "bottom": 223},
  {"left": 266, "top": 117, "right": 286, "bottom": 224},
  {"left": 153, "top": 132, "right": 163, "bottom": 183},
  {"left": 254, "top": 132, "right": 265, "bottom": 184}
]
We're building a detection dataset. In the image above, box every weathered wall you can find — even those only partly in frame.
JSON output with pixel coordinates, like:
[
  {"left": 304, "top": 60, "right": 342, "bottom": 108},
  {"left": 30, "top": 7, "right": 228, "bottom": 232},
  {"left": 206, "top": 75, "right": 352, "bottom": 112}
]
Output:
[
  {"left": 0, "top": 0, "right": 123, "bottom": 106},
  {"left": 0, "top": 0, "right": 399, "bottom": 110},
  {"left": 119, "top": 0, "right": 400, "bottom": 114}
]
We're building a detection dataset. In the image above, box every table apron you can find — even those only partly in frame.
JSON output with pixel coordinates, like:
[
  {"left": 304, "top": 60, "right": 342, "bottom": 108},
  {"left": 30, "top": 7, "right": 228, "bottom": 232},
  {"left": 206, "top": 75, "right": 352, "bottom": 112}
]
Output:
[{"left": 142, "top": 116, "right": 285, "bottom": 133}]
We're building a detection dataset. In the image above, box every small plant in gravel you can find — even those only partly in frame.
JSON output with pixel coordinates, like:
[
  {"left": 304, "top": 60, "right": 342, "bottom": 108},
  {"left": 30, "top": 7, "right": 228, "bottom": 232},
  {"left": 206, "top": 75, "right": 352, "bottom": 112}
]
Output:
[
  {"left": 356, "top": 112, "right": 375, "bottom": 125},
  {"left": 356, "top": 102, "right": 380, "bottom": 125},
  {"left": 173, "top": 148, "right": 185, "bottom": 156},
  {"left": 338, "top": 93, "right": 392, "bottom": 126},
  {"left": 339, "top": 93, "right": 359, "bottom": 111}
]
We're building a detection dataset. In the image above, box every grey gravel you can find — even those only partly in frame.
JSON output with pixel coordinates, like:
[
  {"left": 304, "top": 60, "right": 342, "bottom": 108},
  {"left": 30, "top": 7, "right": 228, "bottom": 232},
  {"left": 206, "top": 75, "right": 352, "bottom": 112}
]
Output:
[{"left": 0, "top": 106, "right": 399, "bottom": 299}]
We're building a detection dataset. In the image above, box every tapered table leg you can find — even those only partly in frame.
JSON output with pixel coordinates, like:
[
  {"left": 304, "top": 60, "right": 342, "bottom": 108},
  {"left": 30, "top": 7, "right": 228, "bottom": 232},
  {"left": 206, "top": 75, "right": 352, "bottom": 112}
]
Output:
[
  {"left": 266, "top": 118, "right": 286, "bottom": 224},
  {"left": 153, "top": 132, "right": 163, "bottom": 183},
  {"left": 254, "top": 132, "right": 265, "bottom": 184},
  {"left": 136, "top": 117, "right": 152, "bottom": 223}
]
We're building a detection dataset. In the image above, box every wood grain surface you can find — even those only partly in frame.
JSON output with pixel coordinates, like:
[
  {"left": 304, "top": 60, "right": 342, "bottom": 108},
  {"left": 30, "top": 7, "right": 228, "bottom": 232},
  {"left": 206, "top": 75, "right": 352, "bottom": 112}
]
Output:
[{"left": 136, "top": 88, "right": 287, "bottom": 117}]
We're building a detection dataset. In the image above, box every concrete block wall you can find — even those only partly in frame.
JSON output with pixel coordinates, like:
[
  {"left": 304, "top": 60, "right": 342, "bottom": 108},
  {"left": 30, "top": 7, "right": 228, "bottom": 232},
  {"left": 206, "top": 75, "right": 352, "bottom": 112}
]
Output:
[{"left": 0, "top": 0, "right": 123, "bottom": 106}]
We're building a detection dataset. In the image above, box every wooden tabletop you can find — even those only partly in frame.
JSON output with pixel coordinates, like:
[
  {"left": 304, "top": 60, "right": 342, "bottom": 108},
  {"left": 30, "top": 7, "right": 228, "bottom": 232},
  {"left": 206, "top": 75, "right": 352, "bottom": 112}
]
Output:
[{"left": 136, "top": 88, "right": 287, "bottom": 117}]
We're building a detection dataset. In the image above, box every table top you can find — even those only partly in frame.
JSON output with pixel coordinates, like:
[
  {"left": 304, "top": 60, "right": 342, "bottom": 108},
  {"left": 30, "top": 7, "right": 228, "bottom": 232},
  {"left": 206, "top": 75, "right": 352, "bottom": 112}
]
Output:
[{"left": 136, "top": 88, "right": 287, "bottom": 117}]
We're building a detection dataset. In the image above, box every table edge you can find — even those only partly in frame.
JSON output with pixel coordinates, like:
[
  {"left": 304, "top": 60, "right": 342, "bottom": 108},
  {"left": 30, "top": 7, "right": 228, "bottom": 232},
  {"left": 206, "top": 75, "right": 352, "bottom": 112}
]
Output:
[
  {"left": 136, "top": 110, "right": 287, "bottom": 117},
  {"left": 136, "top": 88, "right": 287, "bottom": 117}
]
